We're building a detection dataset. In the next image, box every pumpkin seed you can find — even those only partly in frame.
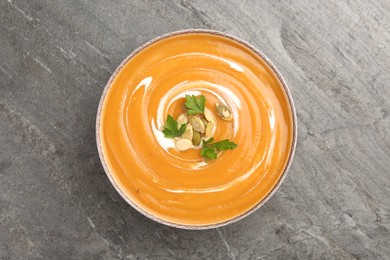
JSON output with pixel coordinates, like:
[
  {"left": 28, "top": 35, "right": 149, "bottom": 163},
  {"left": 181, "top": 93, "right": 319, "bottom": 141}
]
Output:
[
  {"left": 189, "top": 116, "right": 205, "bottom": 133},
  {"left": 204, "top": 108, "right": 215, "bottom": 124},
  {"left": 176, "top": 113, "right": 188, "bottom": 128},
  {"left": 216, "top": 102, "right": 233, "bottom": 121},
  {"left": 192, "top": 131, "right": 201, "bottom": 146},
  {"left": 201, "top": 118, "right": 208, "bottom": 127},
  {"left": 181, "top": 123, "right": 193, "bottom": 140},
  {"left": 175, "top": 138, "right": 193, "bottom": 151},
  {"left": 205, "top": 122, "right": 214, "bottom": 139}
]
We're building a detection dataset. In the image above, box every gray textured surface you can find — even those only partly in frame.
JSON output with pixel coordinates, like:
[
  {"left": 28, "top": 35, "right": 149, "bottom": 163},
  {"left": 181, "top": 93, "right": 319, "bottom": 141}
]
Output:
[{"left": 1, "top": 0, "right": 389, "bottom": 259}]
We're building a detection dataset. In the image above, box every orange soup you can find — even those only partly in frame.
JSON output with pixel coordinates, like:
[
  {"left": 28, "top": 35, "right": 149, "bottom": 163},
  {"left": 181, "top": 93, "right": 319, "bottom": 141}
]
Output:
[{"left": 97, "top": 31, "right": 295, "bottom": 227}]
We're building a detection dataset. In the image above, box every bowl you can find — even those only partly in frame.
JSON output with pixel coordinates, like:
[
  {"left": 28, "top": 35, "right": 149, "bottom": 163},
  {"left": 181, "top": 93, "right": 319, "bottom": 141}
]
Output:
[{"left": 96, "top": 29, "right": 297, "bottom": 229}]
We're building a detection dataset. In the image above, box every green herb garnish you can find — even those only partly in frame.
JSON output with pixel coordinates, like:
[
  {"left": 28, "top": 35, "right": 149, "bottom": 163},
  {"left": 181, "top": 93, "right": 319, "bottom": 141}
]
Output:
[
  {"left": 162, "top": 115, "right": 187, "bottom": 138},
  {"left": 185, "top": 94, "right": 206, "bottom": 115},
  {"left": 201, "top": 138, "right": 238, "bottom": 160}
]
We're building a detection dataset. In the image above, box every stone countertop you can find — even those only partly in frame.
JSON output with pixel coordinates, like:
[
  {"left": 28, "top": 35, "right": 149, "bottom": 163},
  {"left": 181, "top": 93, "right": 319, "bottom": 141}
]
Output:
[{"left": 1, "top": 1, "right": 389, "bottom": 259}]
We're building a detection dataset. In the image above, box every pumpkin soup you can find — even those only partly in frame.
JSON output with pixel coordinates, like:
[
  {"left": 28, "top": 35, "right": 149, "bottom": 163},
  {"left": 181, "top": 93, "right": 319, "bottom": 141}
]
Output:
[{"left": 97, "top": 31, "right": 296, "bottom": 228}]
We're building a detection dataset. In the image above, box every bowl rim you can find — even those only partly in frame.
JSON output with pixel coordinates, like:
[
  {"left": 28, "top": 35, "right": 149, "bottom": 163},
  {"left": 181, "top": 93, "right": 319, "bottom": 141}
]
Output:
[{"left": 96, "top": 29, "right": 297, "bottom": 230}]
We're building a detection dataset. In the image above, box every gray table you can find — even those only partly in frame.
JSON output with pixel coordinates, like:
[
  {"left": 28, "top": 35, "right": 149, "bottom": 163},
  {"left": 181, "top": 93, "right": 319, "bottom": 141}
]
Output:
[{"left": 1, "top": 1, "right": 389, "bottom": 259}]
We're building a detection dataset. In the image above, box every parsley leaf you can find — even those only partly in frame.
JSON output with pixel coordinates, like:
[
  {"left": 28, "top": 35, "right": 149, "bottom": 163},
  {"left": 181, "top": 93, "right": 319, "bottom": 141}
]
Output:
[
  {"left": 204, "top": 137, "right": 214, "bottom": 144},
  {"left": 201, "top": 138, "right": 237, "bottom": 160},
  {"left": 185, "top": 94, "right": 206, "bottom": 115},
  {"left": 162, "top": 115, "right": 187, "bottom": 138},
  {"left": 210, "top": 139, "right": 238, "bottom": 151},
  {"left": 201, "top": 145, "right": 218, "bottom": 159}
]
